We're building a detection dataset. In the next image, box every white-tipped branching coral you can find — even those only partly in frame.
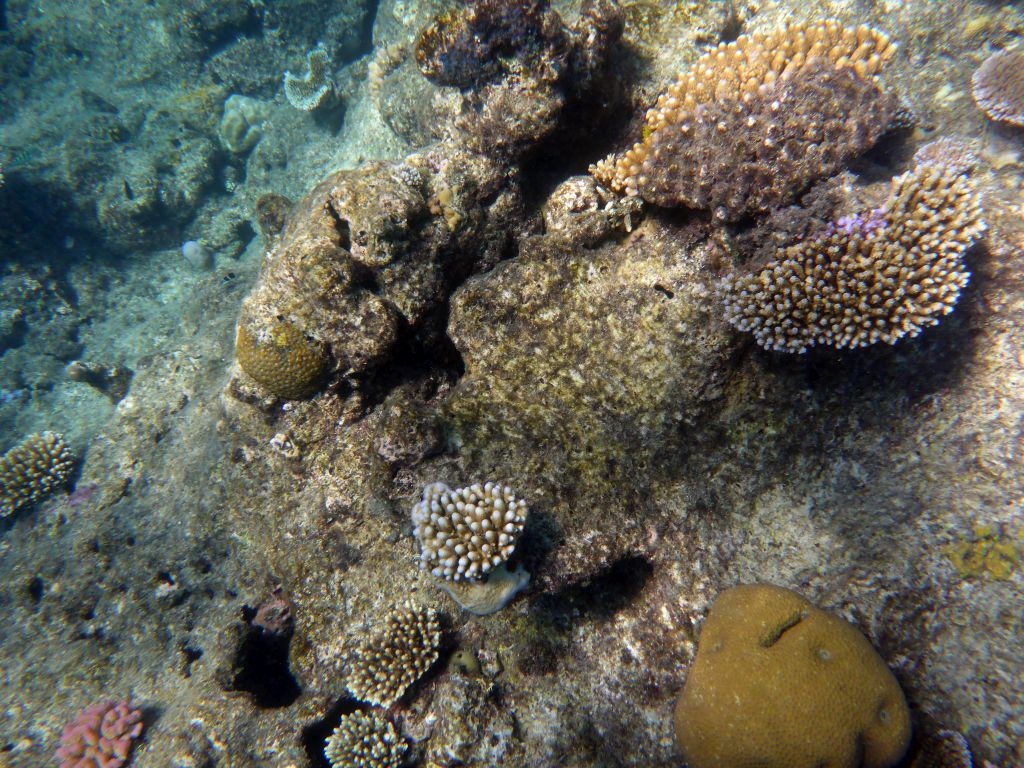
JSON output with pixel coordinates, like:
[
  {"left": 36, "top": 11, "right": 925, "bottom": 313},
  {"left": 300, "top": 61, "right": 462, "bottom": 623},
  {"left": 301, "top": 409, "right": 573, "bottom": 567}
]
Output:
[{"left": 412, "top": 481, "right": 530, "bottom": 615}]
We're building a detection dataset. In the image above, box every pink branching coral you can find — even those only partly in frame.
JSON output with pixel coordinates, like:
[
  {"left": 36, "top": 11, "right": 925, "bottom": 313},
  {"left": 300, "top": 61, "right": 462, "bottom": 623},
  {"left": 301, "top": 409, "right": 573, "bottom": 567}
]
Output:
[{"left": 56, "top": 700, "right": 144, "bottom": 768}]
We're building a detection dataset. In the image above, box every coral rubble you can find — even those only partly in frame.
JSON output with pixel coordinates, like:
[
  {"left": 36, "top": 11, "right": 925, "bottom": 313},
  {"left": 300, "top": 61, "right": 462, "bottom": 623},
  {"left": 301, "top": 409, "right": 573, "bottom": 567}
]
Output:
[
  {"left": 720, "top": 161, "right": 985, "bottom": 352},
  {"left": 0, "top": 432, "right": 75, "bottom": 517},
  {"left": 592, "top": 21, "right": 898, "bottom": 220},
  {"left": 675, "top": 584, "right": 911, "bottom": 768},
  {"left": 347, "top": 603, "right": 441, "bottom": 707}
]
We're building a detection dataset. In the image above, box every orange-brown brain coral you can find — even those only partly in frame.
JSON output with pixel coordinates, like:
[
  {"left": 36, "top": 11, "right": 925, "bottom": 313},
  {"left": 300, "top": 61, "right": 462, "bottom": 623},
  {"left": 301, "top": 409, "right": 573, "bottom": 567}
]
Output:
[
  {"left": 592, "top": 21, "right": 897, "bottom": 220},
  {"left": 235, "top": 319, "right": 328, "bottom": 400},
  {"left": 675, "top": 584, "right": 911, "bottom": 768}
]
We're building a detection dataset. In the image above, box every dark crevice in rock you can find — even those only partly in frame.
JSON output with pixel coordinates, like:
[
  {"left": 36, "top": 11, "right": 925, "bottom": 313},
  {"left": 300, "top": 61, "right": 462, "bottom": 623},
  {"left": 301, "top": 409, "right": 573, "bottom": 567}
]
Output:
[{"left": 221, "top": 601, "right": 300, "bottom": 708}]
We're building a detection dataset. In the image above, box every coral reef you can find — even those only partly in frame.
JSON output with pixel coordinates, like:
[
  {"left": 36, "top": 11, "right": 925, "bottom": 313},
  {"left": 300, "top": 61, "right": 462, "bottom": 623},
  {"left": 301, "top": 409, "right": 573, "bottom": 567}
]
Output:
[
  {"left": 56, "top": 700, "right": 144, "bottom": 768},
  {"left": 592, "top": 21, "right": 898, "bottom": 220},
  {"left": 675, "top": 584, "right": 911, "bottom": 768},
  {"left": 943, "top": 525, "right": 1021, "bottom": 580},
  {"left": 324, "top": 711, "right": 406, "bottom": 768},
  {"left": 235, "top": 319, "right": 328, "bottom": 400},
  {"left": 720, "top": 161, "right": 985, "bottom": 352},
  {"left": 346, "top": 603, "right": 441, "bottom": 706},
  {"left": 412, "top": 481, "right": 528, "bottom": 582},
  {"left": 283, "top": 47, "right": 334, "bottom": 111},
  {"left": 971, "top": 49, "right": 1024, "bottom": 126},
  {"left": 0, "top": 432, "right": 75, "bottom": 517}
]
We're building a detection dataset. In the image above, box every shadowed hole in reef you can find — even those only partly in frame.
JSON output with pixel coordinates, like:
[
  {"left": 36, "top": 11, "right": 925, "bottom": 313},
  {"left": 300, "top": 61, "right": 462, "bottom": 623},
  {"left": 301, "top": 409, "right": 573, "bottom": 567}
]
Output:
[
  {"left": 228, "top": 604, "right": 301, "bottom": 708},
  {"left": 518, "top": 556, "right": 655, "bottom": 675},
  {"left": 301, "top": 697, "right": 363, "bottom": 768}
]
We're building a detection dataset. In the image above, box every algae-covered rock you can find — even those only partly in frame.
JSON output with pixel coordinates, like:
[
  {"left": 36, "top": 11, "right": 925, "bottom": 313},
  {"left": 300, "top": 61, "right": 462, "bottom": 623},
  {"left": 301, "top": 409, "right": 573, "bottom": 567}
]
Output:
[{"left": 675, "top": 584, "right": 911, "bottom": 768}]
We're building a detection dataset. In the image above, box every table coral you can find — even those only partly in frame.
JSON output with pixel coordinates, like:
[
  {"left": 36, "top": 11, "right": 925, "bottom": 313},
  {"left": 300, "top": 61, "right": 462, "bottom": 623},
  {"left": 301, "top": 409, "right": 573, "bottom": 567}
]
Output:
[
  {"left": 56, "top": 700, "right": 144, "bottom": 768},
  {"left": 592, "top": 21, "right": 897, "bottom": 220},
  {"left": 324, "top": 711, "right": 406, "bottom": 768},
  {"left": 720, "top": 159, "right": 985, "bottom": 352},
  {"left": 346, "top": 603, "right": 441, "bottom": 707},
  {"left": 0, "top": 431, "right": 74, "bottom": 517},
  {"left": 675, "top": 584, "right": 911, "bottom": 768},
  {"left": 972, "top": 49, "right": 1024, "bottom": 126}
]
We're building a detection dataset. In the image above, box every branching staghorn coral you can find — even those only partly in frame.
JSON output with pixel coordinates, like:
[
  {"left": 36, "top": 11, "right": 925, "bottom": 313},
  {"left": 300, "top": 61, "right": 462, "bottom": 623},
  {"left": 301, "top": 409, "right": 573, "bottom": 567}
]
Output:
[
  {"left": 591, "top": 21, "right": 898, "bottom": 220},
  {"left": 324, "top": 711, "right": 406, "bottom": 768},
  {"left": 346, "top": 603, "right": 441, "bottom": 706},
  {"left": 720, "top": 162, "right": 986, "bottom": 352},
  {"left": 0, "top": 432, "right": 75, "bottom": 517}
]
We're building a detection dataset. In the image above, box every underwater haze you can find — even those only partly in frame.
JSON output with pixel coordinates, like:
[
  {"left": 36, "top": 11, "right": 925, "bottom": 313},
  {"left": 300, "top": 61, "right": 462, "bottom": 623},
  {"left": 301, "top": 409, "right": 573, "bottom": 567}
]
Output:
[{"left": 1, "top": 0, "right": 1023, "bottom": 766}]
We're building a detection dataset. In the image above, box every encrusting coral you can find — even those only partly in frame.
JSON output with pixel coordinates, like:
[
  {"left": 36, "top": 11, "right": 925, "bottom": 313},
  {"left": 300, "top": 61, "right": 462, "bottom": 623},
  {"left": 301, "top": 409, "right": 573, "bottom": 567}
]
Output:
[
  {"left": 591, "top": 21, "right": 898, "bottom": 220},
  {"left": 720, "top": 160, "right": 985, "bottom": 352},
  {"left": 346, "top": 603, "right": 441, "bottom": 707},
  {"left": 324, "top": 711, "right": 406, "bottom": 768},
  {"left": 412, "top": 482, "right": 531, "bottom": 615},
  {"left": 235, "top": 319, "right": 328, "bottom": 400},
  {"left": 56, "top": 700, "right": 144, "bottom": 768},
  {"left": 0, "top": 432, "right": 75, "bottom": 517},
  {"left": 972, "top": 49, "right": 1024, "bottom": 126},
  {"left": 675, "top": 584, "right": 911, "bottom": 768}
]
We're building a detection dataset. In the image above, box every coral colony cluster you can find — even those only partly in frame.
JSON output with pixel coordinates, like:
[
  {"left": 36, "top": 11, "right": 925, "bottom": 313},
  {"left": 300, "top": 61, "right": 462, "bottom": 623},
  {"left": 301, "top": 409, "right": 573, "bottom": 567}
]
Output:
[{"left": 29, "top": 0, "right": 1010, "bottom": 764}]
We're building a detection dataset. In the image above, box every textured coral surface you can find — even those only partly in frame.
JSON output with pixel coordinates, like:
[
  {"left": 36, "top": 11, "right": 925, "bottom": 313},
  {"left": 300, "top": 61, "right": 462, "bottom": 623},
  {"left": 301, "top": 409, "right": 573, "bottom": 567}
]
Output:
[{"left": 0, "top": 2, "right": 1022, "bottom": 768}]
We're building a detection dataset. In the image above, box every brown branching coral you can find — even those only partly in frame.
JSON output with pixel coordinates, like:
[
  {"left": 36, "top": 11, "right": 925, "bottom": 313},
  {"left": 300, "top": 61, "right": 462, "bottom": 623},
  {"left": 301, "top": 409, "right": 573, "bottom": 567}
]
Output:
[
  {"left": 720, "top": 162, "right": 985, "bottom": 352},
  {"left": 972, "top": 49, "right": 1024, "bottom": 126},
  {"left": 346, "top": 603, "right": 441, "bottom": 706},
  {"left": 324, "top": 711, "right": 406, "bottom": 768},
  {"left": 592, "top": 21, "right": 898, "bottom": 220},
  {"left": 0, "top": 432, "right": 75, "bottom": 517}
]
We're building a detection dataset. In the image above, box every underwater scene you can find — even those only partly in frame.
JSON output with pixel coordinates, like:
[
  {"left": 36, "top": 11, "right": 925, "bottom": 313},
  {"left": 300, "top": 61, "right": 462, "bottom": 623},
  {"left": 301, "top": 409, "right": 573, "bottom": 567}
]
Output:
[{"left": 1, "top": 0, "right": 1022, "bottom": 766}]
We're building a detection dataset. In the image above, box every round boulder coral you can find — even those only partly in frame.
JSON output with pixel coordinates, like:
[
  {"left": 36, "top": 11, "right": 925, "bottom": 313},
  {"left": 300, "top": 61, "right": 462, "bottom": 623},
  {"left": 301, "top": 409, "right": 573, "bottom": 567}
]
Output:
[
  {"left": 235, "top": 319, "right": 328, "bottom": 400},
  {"left": 675, "top": 584, "right": 911, "bottom": 768}
]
